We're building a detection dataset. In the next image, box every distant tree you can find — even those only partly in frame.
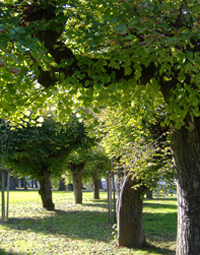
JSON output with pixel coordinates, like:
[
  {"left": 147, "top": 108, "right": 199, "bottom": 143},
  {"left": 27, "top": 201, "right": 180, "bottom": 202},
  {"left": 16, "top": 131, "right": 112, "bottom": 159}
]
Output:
[
  {"left": 82, "top": 146, "right": 111, "bottom": 199},
  {"left": 65, "top": 144, "right": 95, "bottom": 204},
  {"left": 58, "top": 178, "right": 67, "bottom": 191},
  {"left": 2, "top": 115, "right": 91, "bottom": 210}
]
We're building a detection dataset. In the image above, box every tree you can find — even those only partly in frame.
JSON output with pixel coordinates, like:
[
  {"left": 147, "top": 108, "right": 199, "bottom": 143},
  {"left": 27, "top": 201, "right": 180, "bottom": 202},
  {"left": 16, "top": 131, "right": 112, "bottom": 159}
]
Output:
[
  {"left": 2, "top": 115, "right": 91, "bottom": 210},
  {"left": 82, "top": 146, "right": 111, "bottom": 199},
  {"left": 99, "top": 107, "right": 174, "bottom": 247},
  {"left": 69, "top": 160, "right": 85, "bottom": 204},
  {"left": 0, "top": 1, "right": 200, "bottom": 253},
  {"left": 64, "top": 142, "right": 95, "bottom": 203}
]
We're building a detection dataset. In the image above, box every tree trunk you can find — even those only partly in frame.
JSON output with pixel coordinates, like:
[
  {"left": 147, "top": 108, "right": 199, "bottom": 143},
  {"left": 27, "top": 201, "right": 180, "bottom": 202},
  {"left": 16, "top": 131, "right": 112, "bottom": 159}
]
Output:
[
  {"left": 21, "top": 177, "right": 27, "bottom": 190},
  {"left": 146, "top": 189, "right": 153, "bottom": 199},
  {"left": 38, "top": 171, "right": 55, "bottom": 210},
  {"left": 68, "top": 183, "right": 73, "bottom": 191},
  {"left": 13, "top": 177, "right": 19, "bottom": 187},
  {"left": 34, "top": 180, "right": 39, "bottom": 188},
  {"left": 58, "top": 178, "right": 66, "bottom": 191},
  {"left": 92, "top": 178, "right": 100, "bottom": 199},
  {"left": 9, "top": 176, "right": 16, "bottom": 190},
  {"left": 99, "top": 179, "right": 103, "bottom": 189},
  {"left": 70, "top": 162, "right": 84, "bottom": 204},
  {"left": 171, "top": 117, "right": 200, "bottom": 255},
  {"left": 20, "top": 178, "right": 23, "bottom": 188},
  {"left": 117, "top": 173, "right": 146, "bottom": 248}
]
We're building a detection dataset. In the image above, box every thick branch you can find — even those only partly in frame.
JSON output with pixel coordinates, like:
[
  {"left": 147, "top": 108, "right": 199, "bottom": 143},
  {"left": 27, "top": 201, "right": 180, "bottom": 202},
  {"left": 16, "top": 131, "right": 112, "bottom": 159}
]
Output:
[{"left": 21, "top": 2, "right": 158, "bottom": 89}]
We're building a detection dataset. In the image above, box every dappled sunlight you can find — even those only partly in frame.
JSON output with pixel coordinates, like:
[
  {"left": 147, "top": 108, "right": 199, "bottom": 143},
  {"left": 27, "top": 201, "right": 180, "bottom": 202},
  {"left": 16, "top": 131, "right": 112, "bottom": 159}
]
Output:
[
  {"left": 3, "top": 210, "right": 111, "bottom": 242},
  {"left": 0, "top": 191, "right": 176, "bottom": 254}
]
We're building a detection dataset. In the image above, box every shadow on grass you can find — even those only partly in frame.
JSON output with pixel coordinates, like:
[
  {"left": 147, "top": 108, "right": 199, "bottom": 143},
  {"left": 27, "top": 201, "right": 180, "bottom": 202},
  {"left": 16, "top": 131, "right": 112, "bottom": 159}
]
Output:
[
  {"left": 0, "top": 210, "right": 176, "bottom": 254},
  {"left": 144, "top": 201, "right": 177, "bottom": 210},
  {"left": 152, "top": 196, "right": 177, "bottom": 201},
  {"left": 140, "top": 242, "right": 175, "bottom": 255},
  {"left": 83, "top": 200, "right": 108, "bottom": 209},
  {"left": 143, "top": 211, "right": 177, "bottom": 244},
  {"left": 1, "top": 193, "right": 177, "bottom": 255},
  {"left": 0, "top": 249, "right": 23, "bottom": 255},
  {"left": 1, "top": 210, "right": 111, "bottom": 243}
]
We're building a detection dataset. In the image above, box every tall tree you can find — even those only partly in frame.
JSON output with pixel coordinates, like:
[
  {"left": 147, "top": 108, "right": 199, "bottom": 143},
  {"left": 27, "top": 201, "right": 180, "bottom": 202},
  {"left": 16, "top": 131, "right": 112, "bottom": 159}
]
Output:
[
  {"left": 2, "top": 115, "right": 91, "bottom": 210},
  {"left": 0, "top": 1, "right": 200, "bottom": 253},
  {"left": 99, "top": 107, "right": 174, "bottom": 247}
]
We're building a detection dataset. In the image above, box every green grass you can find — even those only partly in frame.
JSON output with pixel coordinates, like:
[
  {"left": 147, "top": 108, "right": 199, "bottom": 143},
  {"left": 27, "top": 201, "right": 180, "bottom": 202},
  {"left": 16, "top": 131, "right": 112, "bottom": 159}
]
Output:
[{"left": 0, "top": 190, "right": 177, "bottom": 255}]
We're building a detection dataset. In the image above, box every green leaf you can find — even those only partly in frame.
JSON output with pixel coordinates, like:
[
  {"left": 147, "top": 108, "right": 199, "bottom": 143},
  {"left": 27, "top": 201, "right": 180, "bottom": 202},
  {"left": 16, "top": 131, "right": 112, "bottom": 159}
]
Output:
[
  {"left": 115, "top": 24, "right": 127, "bottom": 35},
  {"left": 125, "top": 67, "right": 132, "bottom": 76}
]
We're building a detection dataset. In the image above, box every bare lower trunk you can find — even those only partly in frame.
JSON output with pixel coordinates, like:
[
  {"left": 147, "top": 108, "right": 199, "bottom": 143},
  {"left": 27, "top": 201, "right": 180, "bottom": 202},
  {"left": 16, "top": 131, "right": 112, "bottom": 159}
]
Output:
[
  {"left": 72, "top": 170, "right": 82, "bottom": 203},
  {"left": 92, "top": 178, "right": 100, "bottom": 199},
  {"left": 171, "top": 117, "right": 200, "bottom": 255},
  {"left": 70, "top": 162, "right": 84, "bottom": 204},
  {"left": 38, "top": 171, "right": 54, "bottom": 210},
  {"left": 117, "top": 173, "right": 145, "bottom": 248}
]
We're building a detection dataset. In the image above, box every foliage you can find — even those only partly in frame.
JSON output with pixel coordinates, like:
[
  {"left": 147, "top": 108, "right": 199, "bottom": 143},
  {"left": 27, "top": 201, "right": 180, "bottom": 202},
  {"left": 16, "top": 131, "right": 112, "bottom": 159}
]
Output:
[
  {"left": 82, "top": 145, "right": 111, "bottom": 183},
  {"left": 0, "top": 1, "right": 199, "bottom": 251},
  {"left": 0, "top": 190, "right": 176, "bottom": 255},
  {"left": 0, "top": 118, "right": 12, "bottom": 167},
  {"left": 1, "top": 114, "right": 92, "bottom": 180},
  {"left": 61, "top": 132, "right": 96, "bottom": 186},
  {"left": 99, "top": 107, "right": 175, "bottom": 192},
  {"left": 0, "top": 0, "right": 197, "bottom": 193},
  {"left": 0, "top": 0, "right": 199, "bottom": 128}
]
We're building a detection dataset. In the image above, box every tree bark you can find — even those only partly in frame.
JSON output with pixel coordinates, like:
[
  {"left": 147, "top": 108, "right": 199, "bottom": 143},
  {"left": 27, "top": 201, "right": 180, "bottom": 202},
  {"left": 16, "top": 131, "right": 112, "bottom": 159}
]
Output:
[
  {"left": 38, "top": 171, "right": 55, "bottom": 210},
  {"left": 70, "top": 162, "right": 84, "bottom": 204},
  {"left": 171, "top": 117, "right": 200, "bottom": 255},
  {"left": 92, "top": 178, "right": 100, "bottom": 199},
  {"left": 117, "top": 173, "right": 146, "bottom": 248}
]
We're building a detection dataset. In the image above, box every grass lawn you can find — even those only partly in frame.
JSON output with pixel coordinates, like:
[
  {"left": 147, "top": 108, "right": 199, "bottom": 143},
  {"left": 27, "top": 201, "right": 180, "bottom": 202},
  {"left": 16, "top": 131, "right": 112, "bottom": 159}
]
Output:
[{"left": 0, "top": 190, "right": 177, "bottom": 255}]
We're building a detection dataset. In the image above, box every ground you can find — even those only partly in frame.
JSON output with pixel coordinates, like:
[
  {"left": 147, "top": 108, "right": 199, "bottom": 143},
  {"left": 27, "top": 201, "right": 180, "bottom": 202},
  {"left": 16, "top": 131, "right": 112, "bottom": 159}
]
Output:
[{"left": 0, "top": 190, "right": 176, "bottom": 254}]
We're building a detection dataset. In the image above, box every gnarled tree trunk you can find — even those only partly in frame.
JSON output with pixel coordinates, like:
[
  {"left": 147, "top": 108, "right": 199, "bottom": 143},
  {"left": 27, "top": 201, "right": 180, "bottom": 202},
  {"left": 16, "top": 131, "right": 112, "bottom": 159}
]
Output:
[
  {"left": 171, "top": 117, "right": 200, "bottom": 255},
  {"left": 38, "top": 171, "right": 55, "bottom": 210},
  {"left": 117, "top": 173, "right": 146, "bottom": 248},
  {"left": 70, "top": 162, "right": 84, "bottom": 204}
]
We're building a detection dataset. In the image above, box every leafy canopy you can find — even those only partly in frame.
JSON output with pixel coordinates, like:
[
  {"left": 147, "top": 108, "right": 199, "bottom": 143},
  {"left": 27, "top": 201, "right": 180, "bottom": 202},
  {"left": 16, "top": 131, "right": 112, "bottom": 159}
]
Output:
[
  {"left": 0, "top": 1, "right": 199, "bottom": 129},
  {"left": 2, "top": 114, "right": 93, "bottom": 180},
  {"left": 82, "top": 146, "right": 111, "bottom": 183},
  {"left": 98, "top": 107, "right": 174, "bottom": 191}
]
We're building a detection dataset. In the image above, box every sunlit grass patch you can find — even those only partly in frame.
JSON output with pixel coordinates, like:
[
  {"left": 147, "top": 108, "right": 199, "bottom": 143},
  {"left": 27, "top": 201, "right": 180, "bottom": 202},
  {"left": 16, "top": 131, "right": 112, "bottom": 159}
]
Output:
[{"left": 0, "top": 190, "right": 177, "bottom": 254}]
